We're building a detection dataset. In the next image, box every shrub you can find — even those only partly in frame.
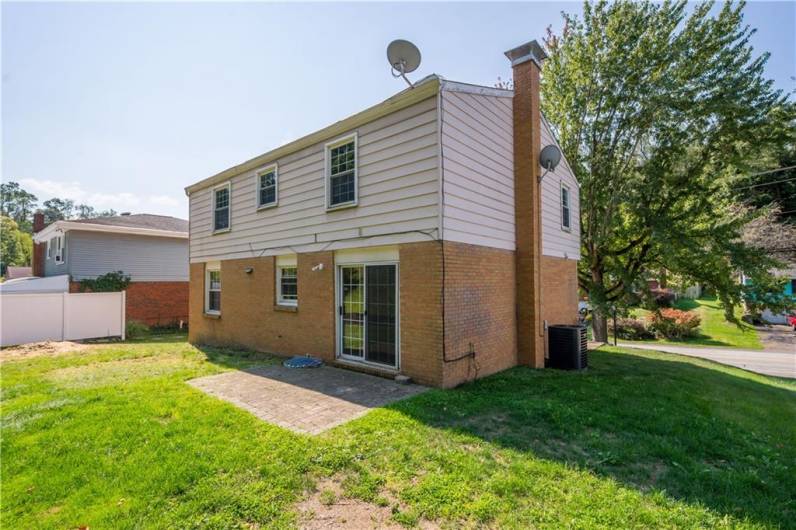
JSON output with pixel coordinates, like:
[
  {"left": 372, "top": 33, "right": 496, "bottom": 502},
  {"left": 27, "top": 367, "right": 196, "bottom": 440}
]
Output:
[
  {"left": 125, "top": 320, "right": 150, "bottom": 340},
  {"left": 614, "top": 317, "right": 654, "bottom": 340},
  {"left": 649, "top": 308, "right": 701, "bottom": 339},
  {"left": 79, "top": 271, "right": 131, "bottom": 292}
]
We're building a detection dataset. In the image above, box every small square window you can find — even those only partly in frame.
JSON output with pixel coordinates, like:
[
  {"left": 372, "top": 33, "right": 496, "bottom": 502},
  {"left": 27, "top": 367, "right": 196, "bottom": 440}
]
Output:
[
  {"left": 277, "top": 266, "right": 298, "bottom": 306},
  {"left": 257, "top": 166, "right": 278, "bottom": 209},
  {"left": 327, "top": 135, "right": 357, "bottom": 209},
  {"left": 213, "top": 184, "right": 230, "bottom": 232}
]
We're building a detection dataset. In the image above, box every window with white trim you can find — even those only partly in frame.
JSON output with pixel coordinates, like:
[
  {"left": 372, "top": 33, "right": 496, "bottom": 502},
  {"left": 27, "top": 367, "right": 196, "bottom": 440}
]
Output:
[
  {"left": 276, "top": 255, "right": 298, "bottom": 306},
  {"left": 326, "top": 135, "right": 357, "bottom": 209},
  {"left": 54, "top": 236, "right": 65, "bottom": 264},
  {"left": 213, "top": 183, "right": 231, "bottom": 232},
  {"left": 561, "top": 184, "right": 571, "bottom": 231},
  {"left": 257, "top": 165, "right": 278, "bottom": 209},
  {"left": 47, "top": 238, "right": 53, "bottom": 259},
  {"left": 205, "top": 264, "right": 221, "bottom": 314}
]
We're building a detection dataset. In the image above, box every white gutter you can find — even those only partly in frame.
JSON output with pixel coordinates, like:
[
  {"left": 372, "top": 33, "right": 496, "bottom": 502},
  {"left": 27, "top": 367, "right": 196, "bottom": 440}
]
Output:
[{"left": 33, "top": 220, "right": 188, "bottom": 243}]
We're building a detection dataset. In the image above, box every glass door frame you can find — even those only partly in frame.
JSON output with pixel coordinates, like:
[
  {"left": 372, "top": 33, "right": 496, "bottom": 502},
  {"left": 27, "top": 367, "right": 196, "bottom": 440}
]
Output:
[{"left": 335, "top": 261, "right": 400, "bottom": 370}]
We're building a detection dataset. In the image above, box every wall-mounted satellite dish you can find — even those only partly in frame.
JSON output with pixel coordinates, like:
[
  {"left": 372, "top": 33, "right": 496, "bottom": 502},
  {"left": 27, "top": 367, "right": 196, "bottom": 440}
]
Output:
[
  {"left": 539, "top": 144, "right": 562, "bottom": 182},
  {"left": 387, "top": 39, "right": 421, "bottom": 88}
]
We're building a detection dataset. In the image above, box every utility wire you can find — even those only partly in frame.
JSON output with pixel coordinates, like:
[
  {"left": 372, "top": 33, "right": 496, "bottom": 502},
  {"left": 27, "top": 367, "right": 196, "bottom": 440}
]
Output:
[{"left": 733, "top": 174, "right": 796, "bottom": 190}]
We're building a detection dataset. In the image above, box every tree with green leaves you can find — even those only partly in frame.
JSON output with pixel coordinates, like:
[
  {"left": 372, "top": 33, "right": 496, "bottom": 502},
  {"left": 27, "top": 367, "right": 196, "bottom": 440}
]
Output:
[
  {"left": 541, "top": 0, "right": 794, "bottom": 340},
  {"left": 41, "top": 197, "right": 75, "bottom": 224},
  {"left": 0, "top": 182, "right": 38, "bottom": 232},
  {"left": 0, "top": 216, "right": 33, "bottom": 272}
]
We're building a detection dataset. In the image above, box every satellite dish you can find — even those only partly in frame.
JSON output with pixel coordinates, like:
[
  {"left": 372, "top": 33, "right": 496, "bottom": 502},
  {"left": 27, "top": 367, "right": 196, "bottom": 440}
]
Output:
[
  {"left": 387, "top": 39, "right": 421, "bottom": 88},
  {"left": 539, "top": 144, "right": 562, "bottom": 182},
  {"left": 540, "top": 145, "right": 562, "bottom": 171}
]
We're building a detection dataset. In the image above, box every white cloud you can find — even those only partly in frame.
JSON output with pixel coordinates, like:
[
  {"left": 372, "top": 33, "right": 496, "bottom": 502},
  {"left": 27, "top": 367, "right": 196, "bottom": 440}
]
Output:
[{"left": 19, "top": 178, "right": 186, "bottom": 217}]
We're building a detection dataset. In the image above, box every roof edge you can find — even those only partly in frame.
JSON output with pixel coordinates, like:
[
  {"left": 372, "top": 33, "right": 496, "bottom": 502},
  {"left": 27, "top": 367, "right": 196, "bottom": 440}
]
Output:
[
  {"left": 34, "top": 221, "right": 188, "bottom": 242},
  {"left": 185, "top": 75, "right": 442, "bottom": 195}
]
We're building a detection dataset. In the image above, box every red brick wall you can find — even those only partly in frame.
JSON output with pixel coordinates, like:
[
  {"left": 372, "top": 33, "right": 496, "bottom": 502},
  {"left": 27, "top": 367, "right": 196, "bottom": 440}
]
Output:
[
  {"left": 441, "top": 241, "right": 518, "bottom": 388},
  {"left": 32, "top": 213, "right": 45, "bottom": 277},
  {"left": 540, "top": 256, "right": 580, "bottom": 357},
  {"left": 511, "top": 51, "right": 545, "bottom": 368},
  {"left": 188, "top": 252, "right": 336, "bottom": 359},
  {"left": 71, "top": 280, "right": 189, "bottom": 327}
]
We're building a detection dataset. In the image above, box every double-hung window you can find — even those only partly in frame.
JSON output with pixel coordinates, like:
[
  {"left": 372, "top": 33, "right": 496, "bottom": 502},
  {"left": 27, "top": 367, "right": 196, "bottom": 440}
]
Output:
[
  {"left": 276, "top": 255, "right": 298, "bottom": 306},
  {"left": 326, "top": 134, "right": 357, "bottom": 209},
  {"left": 561, "top": 184, "right": 571, "bottom": 231},
  {"left": 205, "top": 263, "right": 221, "bottom": 314},
  {"left": 213, "top": 183, "right": 231, "bottom": 232},
  {"left": 53, "top": 236, "right": 65, "bottom": 264},
  {"left": 257, "top": 165, "right": 278, "bottom": 209},
  {"left": 47, "top": 238, "right": 53, "bottom": 259}
]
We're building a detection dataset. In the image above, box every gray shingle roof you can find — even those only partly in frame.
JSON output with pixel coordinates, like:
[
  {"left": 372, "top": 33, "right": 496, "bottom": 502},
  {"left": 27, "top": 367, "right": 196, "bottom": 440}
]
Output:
[{"left": 72, "top": 214, "right": 188, "bottom": 233}]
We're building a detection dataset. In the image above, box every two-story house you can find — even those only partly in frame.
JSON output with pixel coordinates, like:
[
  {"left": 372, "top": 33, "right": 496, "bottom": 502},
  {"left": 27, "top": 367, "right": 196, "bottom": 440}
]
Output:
[
  {"left": 32, "top": 213, "right": 189, "bottom": 326},
  {"left": 185, "top": 40, "right": 580, "bottom": 388}
]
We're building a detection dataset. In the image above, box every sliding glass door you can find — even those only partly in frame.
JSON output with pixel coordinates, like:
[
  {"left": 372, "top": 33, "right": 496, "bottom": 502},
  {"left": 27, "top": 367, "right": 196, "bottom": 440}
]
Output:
[{"left": 338, "top": 263, "right": 398, "bottom": 368}]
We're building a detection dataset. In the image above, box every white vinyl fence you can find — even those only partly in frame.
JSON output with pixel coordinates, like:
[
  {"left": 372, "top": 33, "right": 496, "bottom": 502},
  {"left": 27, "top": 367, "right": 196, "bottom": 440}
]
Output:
[{"left": 0, "top": 292, "right": 125, "bottom": 347}]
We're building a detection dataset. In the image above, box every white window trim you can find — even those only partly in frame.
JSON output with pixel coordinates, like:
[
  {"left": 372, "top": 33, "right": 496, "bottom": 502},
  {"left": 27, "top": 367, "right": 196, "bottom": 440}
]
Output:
[
  {"left": 560, "top": 182, "right": 572, "bottom": 232},
  {"left": 205, "top": 262, "right": 221, "bottom": 315},
  {"left": 211, "top": 181, "right": 232, "bottom": 234},
  {"left": 54, "top": 236, "right": 66, "bottom": 264},
  {"left": 46, "top": 239, "right": 52, "bottom": 260},
  {"left": 324, "top": 132, "right": 358, "bottom": 211},
  {"left": 276, "top": 256, "right": 298, "bottom": 306},
  {"left": 256, "top": 163, "right": 279, "bottom": 210}
]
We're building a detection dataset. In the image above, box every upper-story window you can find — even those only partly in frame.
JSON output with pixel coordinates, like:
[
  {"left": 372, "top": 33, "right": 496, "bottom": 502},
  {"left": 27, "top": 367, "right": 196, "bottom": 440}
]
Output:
[
  {"left": 561, "top": 183, "right": 571, "bottom": 231},
  {"left": 257, "top": 165, "right": 278, "bottom": 209},
  {"left": 326, "top": 134, "right": 358, "bottom": 209},
  {"left": 213, "top": 183, "right": 231, "bottom": 232}
]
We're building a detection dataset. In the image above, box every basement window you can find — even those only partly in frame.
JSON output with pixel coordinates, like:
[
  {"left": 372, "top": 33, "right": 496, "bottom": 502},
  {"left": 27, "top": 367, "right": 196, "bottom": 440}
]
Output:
[
  {"left": 277, "top": 266, "right": 298, "bottom": 306},
  {"left": 561, "top": 183, "right": 571, "bottom": 231},
  {"left": 205, "top": 264, "right": 221, "bottom": 315},
  {"left": 257, "top": 165, "right": 278, "bottom": 209},
  {"left": 326, "top": 134, "right": 358, "bottom": 209},
  {"left": 213, "top": 183, "right": 231, "bottom": 233}
]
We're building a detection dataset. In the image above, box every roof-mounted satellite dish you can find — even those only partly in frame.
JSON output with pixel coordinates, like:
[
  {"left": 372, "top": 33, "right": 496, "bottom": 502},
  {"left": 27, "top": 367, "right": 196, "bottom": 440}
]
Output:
[
  {"left": 387, "top": 39, "right": 421, "bottom": 88},
  {"left": 539, "top": 144, "right": 562, "bottom": 182}
]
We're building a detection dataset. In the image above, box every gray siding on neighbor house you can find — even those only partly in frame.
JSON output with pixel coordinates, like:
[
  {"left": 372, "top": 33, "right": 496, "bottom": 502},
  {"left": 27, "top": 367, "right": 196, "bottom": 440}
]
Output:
[
  {"left": 65, "top": 230, "right": 188, "bottom": 282},
  {"left": 43, "top": 233, "right": 70, "bottom": 277}
]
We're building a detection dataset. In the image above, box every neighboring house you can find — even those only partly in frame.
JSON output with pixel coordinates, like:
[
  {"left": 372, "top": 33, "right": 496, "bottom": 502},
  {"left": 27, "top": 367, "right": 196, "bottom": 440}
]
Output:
[
  {"left": 743, "top": 265, "right": 796, "bottom": 324},
  {"left": 185, "top": 40, "right": 581, "bottom": 388},
  {"left": 5, "top": 266, "right": 33, "bottom": 280},
  {"left": 32, "top": 213, "right": 189, "bottom": 326}
]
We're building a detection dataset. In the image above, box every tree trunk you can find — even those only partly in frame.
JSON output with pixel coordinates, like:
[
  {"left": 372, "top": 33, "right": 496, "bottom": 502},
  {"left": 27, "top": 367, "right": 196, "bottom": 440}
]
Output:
[{"left": 592, "top": 310, "right": 609, "bottom": 343}]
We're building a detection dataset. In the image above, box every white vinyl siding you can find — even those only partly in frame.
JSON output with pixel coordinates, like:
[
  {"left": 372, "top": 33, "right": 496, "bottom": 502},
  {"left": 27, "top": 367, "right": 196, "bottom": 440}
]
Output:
[
  {"left": 440, "top": 89, "right": 515, "bottom": 250},
  {"left": 540, "top": 117, "right": 580, "bottom": 260},
  {"left": 189, "top": 97, "right": 440, "bottom": 263}
]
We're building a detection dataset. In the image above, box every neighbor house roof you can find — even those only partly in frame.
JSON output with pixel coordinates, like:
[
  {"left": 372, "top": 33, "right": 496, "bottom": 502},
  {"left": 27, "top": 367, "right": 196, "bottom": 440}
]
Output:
[{"left": 33, "top": 214, "right": 188, "bottom": 243}]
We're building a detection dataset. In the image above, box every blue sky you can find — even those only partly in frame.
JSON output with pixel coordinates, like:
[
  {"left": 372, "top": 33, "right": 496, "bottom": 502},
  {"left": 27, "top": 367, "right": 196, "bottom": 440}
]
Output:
[{"left": 3, "top": 1, "right": 794, "bottom": 219}]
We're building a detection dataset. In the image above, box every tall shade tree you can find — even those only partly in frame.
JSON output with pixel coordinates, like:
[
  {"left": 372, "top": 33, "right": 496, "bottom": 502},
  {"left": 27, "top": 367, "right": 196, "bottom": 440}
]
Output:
[
  {"left": 0, "top": 216, "right": 33, "bottom": 271},
  {"left": 541, "top": 0, "right": 794, "bottom": 340},
  {"left": 0, "top": 182, "right": 38, "bottom": 232}
]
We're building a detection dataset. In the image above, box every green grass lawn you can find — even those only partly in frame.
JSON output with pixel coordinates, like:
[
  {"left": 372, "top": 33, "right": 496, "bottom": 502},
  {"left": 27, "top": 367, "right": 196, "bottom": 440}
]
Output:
[
  {"left": 2, "top": 333, "right": 794, "bottom": 529},
  {"left": 626, "top": 297, "right": 763, "bottom": 349}
]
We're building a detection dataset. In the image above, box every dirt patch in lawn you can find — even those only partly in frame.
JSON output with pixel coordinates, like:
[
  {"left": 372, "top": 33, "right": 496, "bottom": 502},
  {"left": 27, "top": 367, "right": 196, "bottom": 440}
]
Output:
[
  {"left": 0, "top": 341, "right": 91, "bottom": 361},
  {"left": 297, "top": 476, "right": 439, "bottom": 530}
]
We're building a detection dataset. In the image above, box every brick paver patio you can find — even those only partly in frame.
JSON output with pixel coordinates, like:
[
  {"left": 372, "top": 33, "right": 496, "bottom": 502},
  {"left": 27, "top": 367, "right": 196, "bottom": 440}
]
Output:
[{"left": 188, "top": 364, "right": 427, "bottom": 434}]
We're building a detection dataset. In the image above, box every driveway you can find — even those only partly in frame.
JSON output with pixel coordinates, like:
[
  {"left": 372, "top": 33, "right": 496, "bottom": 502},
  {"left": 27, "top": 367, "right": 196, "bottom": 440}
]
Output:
[
  {"left": 189, "top": 364, "right": 427, "bottom": 434},
  {"left": 620, "top": 343, "right": 795, "bottom": 379},
  {"left": 756, "top": 324, "right": 796, "bottom": 352}
]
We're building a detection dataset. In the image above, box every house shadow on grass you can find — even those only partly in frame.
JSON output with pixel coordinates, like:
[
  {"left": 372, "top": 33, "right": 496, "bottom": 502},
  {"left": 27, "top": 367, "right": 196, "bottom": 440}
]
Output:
[{"left": 385, "top": 348, "right": 796, "bottom": 529}]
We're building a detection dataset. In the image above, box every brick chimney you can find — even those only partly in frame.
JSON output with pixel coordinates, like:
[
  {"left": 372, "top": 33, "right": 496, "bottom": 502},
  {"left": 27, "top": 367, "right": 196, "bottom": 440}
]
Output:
[
  {"left": 32, "top": 212, "right": 46, "bottom": 277},
  {"left": 505, "top": 40, "right": 547, "bottom": 368}
]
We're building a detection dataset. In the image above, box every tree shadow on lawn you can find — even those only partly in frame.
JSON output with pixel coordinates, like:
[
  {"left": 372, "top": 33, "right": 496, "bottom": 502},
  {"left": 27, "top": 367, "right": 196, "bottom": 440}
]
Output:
[{"left": 388, "top": 348, "right": 796, "bottom": 529}]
